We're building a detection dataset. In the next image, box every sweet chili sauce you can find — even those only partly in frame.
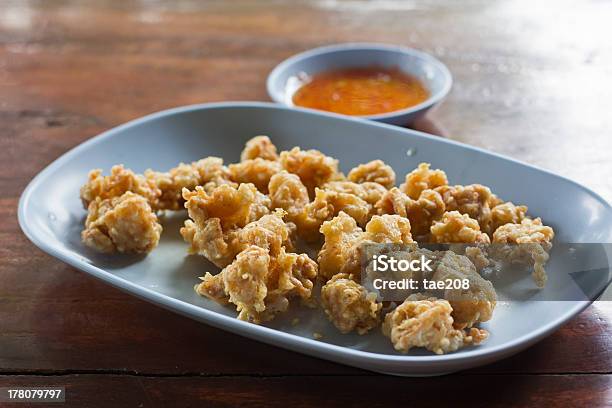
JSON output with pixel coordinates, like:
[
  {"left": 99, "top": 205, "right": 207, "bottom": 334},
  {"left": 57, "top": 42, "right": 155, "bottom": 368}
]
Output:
[{"left": 291, "top": 67, "right": 429, "bottom": 116}]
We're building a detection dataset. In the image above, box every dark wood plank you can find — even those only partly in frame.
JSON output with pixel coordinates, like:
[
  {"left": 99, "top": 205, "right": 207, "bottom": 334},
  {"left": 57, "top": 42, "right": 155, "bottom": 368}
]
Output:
[
  {"left": 0, "top": 375, "right": 148, "bottom": 408},
  {"left": 142, "top": 374, "right": 612, "bottom": 408},
  {"left": 0, "top": 374, "right": 610, "bottom": 408}
]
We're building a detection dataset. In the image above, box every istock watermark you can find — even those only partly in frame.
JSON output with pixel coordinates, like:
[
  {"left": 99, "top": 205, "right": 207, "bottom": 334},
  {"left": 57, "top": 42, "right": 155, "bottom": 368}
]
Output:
[{"left": 360, "top": 243, "right": 612, "bottom": 302}]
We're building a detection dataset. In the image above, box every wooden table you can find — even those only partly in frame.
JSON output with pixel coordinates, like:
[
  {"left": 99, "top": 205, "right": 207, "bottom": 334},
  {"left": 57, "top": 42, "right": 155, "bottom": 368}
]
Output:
[{"left": 1, "top": 1, "right": 611, "bottom": 406}]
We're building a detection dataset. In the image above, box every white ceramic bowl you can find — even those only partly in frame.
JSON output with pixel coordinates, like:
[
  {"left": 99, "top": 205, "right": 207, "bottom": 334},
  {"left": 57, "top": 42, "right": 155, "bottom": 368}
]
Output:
[{"left": 267, "top": 43, "right": 452, "bottom": 125}]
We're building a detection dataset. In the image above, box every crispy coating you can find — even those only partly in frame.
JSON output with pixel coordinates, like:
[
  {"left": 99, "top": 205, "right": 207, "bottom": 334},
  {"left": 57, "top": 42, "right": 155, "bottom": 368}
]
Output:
[
  {"left": 321, "top": 273, "right": 382, "bottom": 334},
  {"left": 435, "top": 184, "right": 494, "bottom": 234},
  {"left": 145, "top": 165, "right": 198, "bottom": 211},
  {"left": 145, "top": 157, "right": 236, "bottom": 211},
  {"left": 196, "top": 245, "right": 318, "bottom": 323},
  {"left": 279, "top": 147, "right": 340, "bottom": 196},
  {"left": 195, "top": 270, "right": 228, "bottom": 304},
  {"left": 347, "top": 160, "right": 396, "bottom": 189},
  {"left": 323, "top": 181, "right": 388, "bottom": 206},
  {"left": 364, "top": 214, "right": 413, "bottom": 244},
  {"left": 191, "top": 157, "right": 237, "bottom": 192},
  {"left": 237, "top": 209, "right": 295, "bottom": 255},
  {"left": 492, "top": 217, "right": 553, "bottom": 244},
  {"left": 183, "top": 183, "right": 271, "bottom": 230},
  {"left": 491, "top": 218, "right": 554, "bottom": 287},
  {"left": 216, "top": 246, "right": 270, "bottom": 321},
  {"left": 296, "top": 188, "right": 371, "bottom": 242},
  {"left": 228, "top": 158, "right": 282, "bottom": 193},
  {"left": 183, "top": 208, "right": 293, "bottom": 269},
  {"left": 376, "top": 187, "right": 446, "bottom": 237},
  {"left": 306, "top": 188, "right": 372, "bottom": 227},
  {"left": 196, "top": 246, "right": 269, "bottom": 320},
  {"left": 240, "top": 135, "right": 279, "bottom": 161},
  {"left": 491, "top": 202, "right": 528, "bottom": 233},
  {"left": 431, "top": 211, "right": 491, "bottom": 244},
  {"left": 268, "top": 171, "right": 310, "bottom": 222},
  {"left": 400, "top": 163, "right": 448, "bottom": 200},
  {"left": 490, "top": 243, "right": 551, "bottom": 288},
  {"left": 464, "top": 246, "right": 491, "bottom": 272},
  {"left": 82, "top": 192, "right": 162, "bottom": 253},
  {"left": 382, "top": 295, "right": 488, "bottom": 355},
  {"left": 181, "top": 183, "right": 271, "bottom": 267},
  {"left": 317, "top": 212, "right": 413, "bottom": 280},
  {"left": 428, "top": 251, "right": 497, "bottom": 328},
  {"left": 80, "top": 165, "right": 161, "bottom": 210},
  {"left": 181, "top": 218, "right": 240, "bottom": 268},
  {"left": 488, "top": 194, "right": 504, "bottom": 208},
  {"left": 317, "top": 212, "right": 364, "bottom": 279}
]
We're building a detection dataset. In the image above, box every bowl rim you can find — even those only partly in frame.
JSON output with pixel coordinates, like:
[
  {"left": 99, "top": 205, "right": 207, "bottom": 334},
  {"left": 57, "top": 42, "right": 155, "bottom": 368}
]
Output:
[{"left": 266, "top": 42, "right": 453, "bottom": 120}]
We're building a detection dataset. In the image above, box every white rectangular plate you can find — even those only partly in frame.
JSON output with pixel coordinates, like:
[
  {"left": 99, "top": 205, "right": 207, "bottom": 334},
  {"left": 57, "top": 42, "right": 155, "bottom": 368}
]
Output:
[{"left": 18, "top": 102, "right": 612, "bottom": 376}]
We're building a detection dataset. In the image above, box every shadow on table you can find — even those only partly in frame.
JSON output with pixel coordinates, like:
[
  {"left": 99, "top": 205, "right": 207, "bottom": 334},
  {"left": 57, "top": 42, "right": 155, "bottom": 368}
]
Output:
[{"left": 407, "top": 114, "right": 448, "bottom": 137}]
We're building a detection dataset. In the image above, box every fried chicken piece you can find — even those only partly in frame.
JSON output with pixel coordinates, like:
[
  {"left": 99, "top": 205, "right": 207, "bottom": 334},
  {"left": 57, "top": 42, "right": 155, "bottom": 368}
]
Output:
[
  {"left": 145, "top": 164, "right": 199, "bottom": 211},
  {"left": 317, "top": 212, "right": 364, "bottom": 279},
  {"left": 364, "top": 244, "right": 496, "bottom": 328},
  {"left": 400, "top": 163, "right": 448, "bottom": 200},
  {"left": 145, "top": 157, "right": 236, "bottom": 210},
  {"left": 183, "top": 207, "right": 293, "bottom": 269},
  {"left": 296, "top": 188, "right": 371, "bottom": 242},
  {"left": 435, "top": 184, "right": 494, "bottom": 234},
  {"left": 491, "top": 217, "right": 554, "bottom": 287},
  {"left": 309, "top": 188, "right": 372, "bottom": 226},
  {"left": 323, "top": 181, "right": 388, "bottom": 206},
  {"left": 376, "top": 187, "right": 445, "bottom": 237},
  {"left": 228, "top": 158, "right": 282, "bottom": 193},
  {"left": 279, "top": 147, "right": 340, "bottom": 196},
  {"left": 382, "top": 294, "right": 488, "bottom": 355},
  {"left": 237, "top": 209, "right": 295, "bottom": 255},
  {"left": 347, "top": 160, "right": 396, "bottom": 189},
  {"left": 493, "top": 217, "right": 554, "bottom": 244},
  {"left": 181, "top": 218, "right": 240, "bottom": 268},
  {"left": 217, "top": 246, "right": 270, "bottom": 321},
  {"left": 317, "top": 212, "right": 413, "bottom": 280},
  {"left": 364, "top": 214, "right": 413, "bottom": 244},
  {"left": 490, "top": 202, "right": 528, "bottom": 234},
  {"left": 321, "top": 273, "right": 382, "bottom": 334},
  {"left": 197, "top": 246, "right": 268, "bottom": 320},
  {"left": 80, "top": 165, "right": 161, "bottom": 210},
  {"left": 430, "top": 211, "right": 491, "bottom": 244},
  {"left": 268, "top": 171, "right": 310, "bottom": 223},
  {"left": 488, "top": 194, "right": 504, "bottom": 208},
  {"left": 82, "top": 192, "right": 162, "bottom": 253},
  {"left": 192, "top": 156, "right": 237, "bottom": 192},
  {"left": 195, "top": 269, "right": 228, "bottom": 304},
  {"left": 464, "top": 246, "right": 491, "bottom": 272},
  {"left": 196, "top": 245, "right": 318, "bottom": 323},
  {"left": 183, "top": 183, "right": 271, "bottom": 230},
  {"left": 427, "top": 250, "right": 497, "bottom": 328},
  {"left": 181, "top": 183, "right": 271, "bottom": 267},
  {"left": 375, "top": 188, "right": 407, "bottom": 217},
  {"left": 240, "top": 135, "right": 279, "bottom": 161}
]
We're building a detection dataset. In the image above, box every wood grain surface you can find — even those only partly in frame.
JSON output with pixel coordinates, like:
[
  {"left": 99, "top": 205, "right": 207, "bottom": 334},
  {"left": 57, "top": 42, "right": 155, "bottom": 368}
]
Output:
[{"left": 1, "top": 1, "right": 611, "bottom": 407}]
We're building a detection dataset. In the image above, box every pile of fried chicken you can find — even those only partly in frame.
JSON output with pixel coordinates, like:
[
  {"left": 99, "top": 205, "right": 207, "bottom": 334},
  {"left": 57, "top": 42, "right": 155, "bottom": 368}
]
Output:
[{"left": 79, "top": 136, "right": 554, "bottom": 355}]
